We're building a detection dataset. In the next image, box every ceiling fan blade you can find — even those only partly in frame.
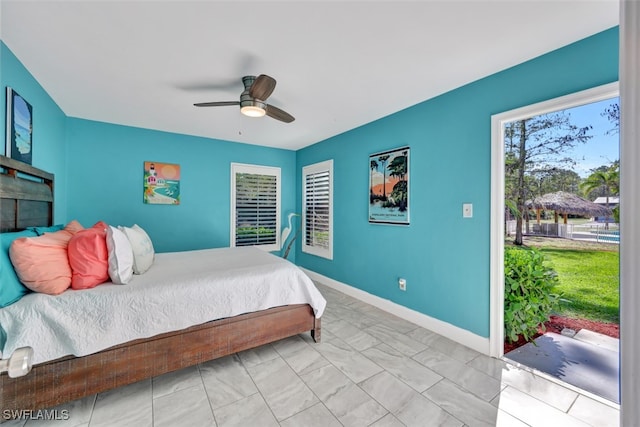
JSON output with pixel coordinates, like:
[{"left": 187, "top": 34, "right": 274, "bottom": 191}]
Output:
[
  {"left": 194, "top": 101, "right": 240, "bottom": 107},
  {"left": 249, "top": 74, "right": 276, "bottom": 101},
  {"left": 265, "top": 104, "right": 295, "bottom": 123},
  {"left": 177, "top": 78, "right": 240, "bottom": 92}
]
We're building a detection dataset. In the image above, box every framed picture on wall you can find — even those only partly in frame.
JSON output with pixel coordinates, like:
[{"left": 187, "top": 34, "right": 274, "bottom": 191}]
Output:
[
  {"left": 143, "top": 161, "right": 181, "bottom": 205},
  {"left": 5, "top": 87, "right": 33, "bottom": 165},
  {"left": 369, "top": 146, "right": 410, "bottom": 225}
]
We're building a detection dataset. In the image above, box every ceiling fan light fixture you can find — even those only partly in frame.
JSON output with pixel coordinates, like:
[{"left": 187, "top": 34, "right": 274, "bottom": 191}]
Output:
[
  {"left": 241, "top": 104, "right": 266, "bottom": 117},
  {"left": 240, "top": 97, "right": 267, "bottom": 118},
  {"left": 195, "top": 75, "right": 294, "bottom": 123}
]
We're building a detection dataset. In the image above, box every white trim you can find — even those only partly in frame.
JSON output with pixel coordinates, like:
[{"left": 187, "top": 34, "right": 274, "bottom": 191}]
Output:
[
  {"left": 619, "top": 2, "right": 639, "bottom": 424},
  {"left": 302, "top": 159, "right": 334, "bottom": 260},
  {"left": 303, "top": 268, "right": 490, "bottom": 355},
  {"left": 489, "top": 111, "right": 506, "bottom": 358},
  {"left": 230, "top": 162, "right": 281, "bottom": 252},
  {"left": 490, "top": 82, "right": 619, "bottom": 358}
]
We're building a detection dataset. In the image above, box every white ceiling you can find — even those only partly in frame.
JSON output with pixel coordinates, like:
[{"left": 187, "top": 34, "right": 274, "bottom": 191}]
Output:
[{"left": 0, "top": 1, "right": 619, "bottom": 151}]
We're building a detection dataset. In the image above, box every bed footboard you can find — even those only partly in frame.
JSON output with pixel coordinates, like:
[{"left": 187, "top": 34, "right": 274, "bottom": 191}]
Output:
[{"left": 0, "top": 304, "right": 320, "bottom": 419}]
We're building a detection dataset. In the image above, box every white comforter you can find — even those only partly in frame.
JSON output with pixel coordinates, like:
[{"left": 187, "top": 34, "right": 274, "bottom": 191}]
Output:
[{"left": 0, "top": 247, "right": 326, "bottom": 365}]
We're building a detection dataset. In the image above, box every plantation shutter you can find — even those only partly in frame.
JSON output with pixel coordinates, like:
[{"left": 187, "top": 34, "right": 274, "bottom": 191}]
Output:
[
  {"left": 231, "top": 164, "right": 281, "bottom": 251},
  {"left": 302, "top": 160, "right": 333, "bottom": 259}
]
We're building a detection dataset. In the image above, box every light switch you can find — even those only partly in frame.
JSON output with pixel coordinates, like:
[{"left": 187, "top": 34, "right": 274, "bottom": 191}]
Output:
[{"left": 463, "top": 203, "right": 473, "bottom": 218}]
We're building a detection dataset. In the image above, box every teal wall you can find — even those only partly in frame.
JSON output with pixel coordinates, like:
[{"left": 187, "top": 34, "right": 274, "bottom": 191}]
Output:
[
  {"left": 1, "top": 42, "right": 68, "bottom": 222},
  {"left": 2, "top": 27, "right": 619, "bottom": 338},
  {"left": 66, "top": 118, "right": 297, "bottom": 254},
  {"left": 2, "top": 41, "right": 297, "bottom": 256},
  {"left": 295, "top": 27, "right": 619, "bottom": 337}
]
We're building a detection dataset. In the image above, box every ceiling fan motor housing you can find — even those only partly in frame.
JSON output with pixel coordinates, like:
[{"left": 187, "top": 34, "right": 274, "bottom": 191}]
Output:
[
  {"left": 240, "top": 75, "right": 267, "bottom": 110},
  {"left": 242, "top": 75, "right": 257, "bottom": 90}
]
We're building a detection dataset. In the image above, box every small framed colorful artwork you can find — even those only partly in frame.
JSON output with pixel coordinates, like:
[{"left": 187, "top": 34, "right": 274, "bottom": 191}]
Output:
[{"left": 143, "top": 161, "right": 181, "bottom": 205}]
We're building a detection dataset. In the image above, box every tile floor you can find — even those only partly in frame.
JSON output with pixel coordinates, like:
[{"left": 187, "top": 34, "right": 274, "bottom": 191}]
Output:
[{"left": 5, "top": 283, "right": 620, "bottom": 427}]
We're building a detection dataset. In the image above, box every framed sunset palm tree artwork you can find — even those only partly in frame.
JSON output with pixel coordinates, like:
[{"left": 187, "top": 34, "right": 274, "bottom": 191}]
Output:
[{"left": 369, "top": 146, "right": 409, "bottom": 225}]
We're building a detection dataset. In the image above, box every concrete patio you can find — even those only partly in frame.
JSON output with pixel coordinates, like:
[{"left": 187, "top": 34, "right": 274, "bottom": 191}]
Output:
[{"left": 505, "top": 329, "right": 620, "bottom": 404}]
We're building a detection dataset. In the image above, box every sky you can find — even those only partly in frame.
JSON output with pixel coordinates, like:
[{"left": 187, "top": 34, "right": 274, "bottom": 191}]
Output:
[{"left": 562, "top": 96, "right": 620, "bottom": 177}]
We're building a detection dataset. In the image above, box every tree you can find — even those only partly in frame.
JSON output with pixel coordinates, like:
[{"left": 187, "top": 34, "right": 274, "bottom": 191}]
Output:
[
  {"left": 580, "top": 162, "right": 619, "bottom": 200},
  {"left": 533, "top": 167, "right": 582, "bottom": 195},
  {"left": 504, "top": 130, "right": 526, "bottom": 222},
  {"left": 369, "top": 160, "right": 378, "bottom": 202},
  {"left": 388, "top": 151, "right": 408, "bottom": 211},
  {"left": 602, "top": 102, "right": 620, "bottom": 135},
  {"left": 515, "top": 167, "right": 582, "bottom": 228},
  {"left": 580, "top": 164, "right": 619, "bottom": 229},
  {"left": 377, "top": 154, "right": 390, "bottom": 199},
  {"left": 388, "top": 153, "right": 407, "bottom": 181},
  {"left": 505, "top": 111, "right": 592, "bottom": 245}
]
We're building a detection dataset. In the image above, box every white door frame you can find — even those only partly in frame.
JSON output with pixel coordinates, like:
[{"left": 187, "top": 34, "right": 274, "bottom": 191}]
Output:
[{"left": 489, "top": 82, "right": 620, "bottom": 358}]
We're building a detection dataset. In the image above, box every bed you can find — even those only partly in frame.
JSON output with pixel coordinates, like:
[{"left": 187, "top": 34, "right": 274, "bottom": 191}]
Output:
[{"left": 0, "top": 154, "right": 324, "bottom": 416}]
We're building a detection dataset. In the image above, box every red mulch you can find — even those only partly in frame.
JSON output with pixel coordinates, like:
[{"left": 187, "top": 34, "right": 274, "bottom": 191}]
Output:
[{"left": 504, "top": 315, "right": 619, "bottom": 354}]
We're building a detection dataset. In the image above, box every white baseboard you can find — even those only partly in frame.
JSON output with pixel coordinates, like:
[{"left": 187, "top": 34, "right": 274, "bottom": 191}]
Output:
[{"left": 303, "top": 268, "right": 490, "bottom": 355}]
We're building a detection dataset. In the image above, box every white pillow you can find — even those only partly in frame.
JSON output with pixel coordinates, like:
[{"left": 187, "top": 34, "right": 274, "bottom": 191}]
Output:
[
  {"left": 105, "top": 226, "right": 134, "bottom": 284},
  {"left": 117, "top": 224, "right": 155, "bottom": 274}
]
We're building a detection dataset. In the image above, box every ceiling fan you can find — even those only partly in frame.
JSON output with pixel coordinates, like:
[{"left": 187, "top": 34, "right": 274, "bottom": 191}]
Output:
[{"left": 194, "top": 74, "right": 295, "bottom": 123}]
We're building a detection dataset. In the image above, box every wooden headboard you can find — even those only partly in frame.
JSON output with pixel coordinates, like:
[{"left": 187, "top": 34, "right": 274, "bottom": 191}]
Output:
[{"left": 0, "top": 154, "right": 54, "bottom": 232}]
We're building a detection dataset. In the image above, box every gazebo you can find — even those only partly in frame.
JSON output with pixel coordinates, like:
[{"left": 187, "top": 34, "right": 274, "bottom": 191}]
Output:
[{"left": 526, "top": 191, "right": 613, "bottom": 225}]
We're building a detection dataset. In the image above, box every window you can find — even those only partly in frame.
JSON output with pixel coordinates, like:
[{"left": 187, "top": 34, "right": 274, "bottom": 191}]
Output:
[
  {"left": 302, "top": 160, "right": 333, "bottom": 259},
  {"left": 231, "top": 163, "right": 281, "bottom": 251}
]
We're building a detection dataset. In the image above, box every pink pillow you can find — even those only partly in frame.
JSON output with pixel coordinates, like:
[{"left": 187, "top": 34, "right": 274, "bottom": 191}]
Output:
[
  {"left": 63, "top": 219, "right": 85, "bottom": 235},
  {"left": 8, "top": 222, "right": 84, "bottom": 295},
  {"left": 68, "top": 221, "right": 109, "bottom": 290}
]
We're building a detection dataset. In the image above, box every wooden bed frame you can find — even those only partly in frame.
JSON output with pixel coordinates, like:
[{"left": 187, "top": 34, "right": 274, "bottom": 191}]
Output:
[{"left": 0, "top": 155, "right": 321, "bottom": 417}]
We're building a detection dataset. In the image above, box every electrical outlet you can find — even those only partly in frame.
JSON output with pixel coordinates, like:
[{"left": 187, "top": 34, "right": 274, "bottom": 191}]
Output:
[
  {"left": 463, "top": 203, "right": 473, "bottom": 218},
  {"left": 398, "top": 278, "right": 407, "bottom": 291}
]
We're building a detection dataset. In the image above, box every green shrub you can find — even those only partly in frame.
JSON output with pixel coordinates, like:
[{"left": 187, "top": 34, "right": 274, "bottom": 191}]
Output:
[
  {"left": 612, "top": 205, "right": 620, "bottom": 224},
  {"left": 504, "top": 247, "right": 560, "bottom": 343},
  {"left": 237, "top": 226, "right": 275, "bottom": 237}
]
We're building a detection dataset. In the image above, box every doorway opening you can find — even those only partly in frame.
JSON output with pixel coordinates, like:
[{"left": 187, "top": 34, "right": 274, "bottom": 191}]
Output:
[{"left": 490, "top": 82, "right": 620, "bottom": 402}]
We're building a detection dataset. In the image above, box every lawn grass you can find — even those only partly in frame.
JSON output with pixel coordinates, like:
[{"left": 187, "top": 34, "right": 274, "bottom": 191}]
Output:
[
  {"left": 506, "top": 236, "right": 620, "bottom": 324},
  {"left": 538, "top": 248, "right": 619, "bottom": 324}
]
